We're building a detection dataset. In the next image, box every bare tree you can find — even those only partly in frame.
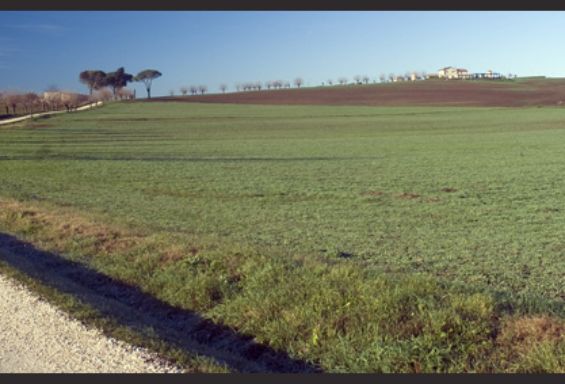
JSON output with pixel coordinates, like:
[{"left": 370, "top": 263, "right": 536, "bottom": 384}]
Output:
[
  {"left": 180, "top": 86, "right": 189, "bottom": 96},
  {"left": 255, "top": 82, "right": 262, "bottom": 91},
  {"left": 353, "top": 75, "right": 362, "bottom": 85},
  {"left": 69, "top": 93, "right": 89, "bottom": 110},
  {"left": 169, "top": 90, "right": 175, "bottom": 96},
  {"left": 198, "top": 85, "right": 207, "bottom": 95},
  {"left": 42, "top": 91, "right": 59, "bottom": 111},
  {"left": 219, "top": 84, "right": 228, "bottom": 93},
  {"left": 294, "top": 77, "right": 304, "bottom": 88},
  {"left": 0, "top": 92, "right": 7, "bottom": 115},
  {"left": 379, "top": 74, "right": 386, "bottom": 83},
  {"left": 327, "top": 79, "right": 333, "bottom": 86},
  {"left": 362, "top": 75, "right": 370, "bottom": 84},
  {"left": 22, "top": 92, "right": 40, "bottom": 115},
  {"left": 117, "top": 88, "right": 134, "bottom": 100},
  {"left": 189, "top": 86, "right": 198, "bottom": 95},
  {"left": 58, "top": 92, "right": 84, "bottom": 112},
  {"left": 92, "top": 88, "right": 113, "bottom": 102},
  {"left": 5, "top": 92, "right": 23, "bottom": 115},
  {"left": 338, "top": 77, "right": 348, "bottom": 85},
  {"left": 388, "top": 73, "right": 395, "bottom": 82},
  {"left": 59, "top": 92, "right": 72, "bottom": 111}
]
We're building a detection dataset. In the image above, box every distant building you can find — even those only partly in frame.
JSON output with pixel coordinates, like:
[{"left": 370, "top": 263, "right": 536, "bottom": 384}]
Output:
[
  {"left": 438, "top": 66, "right": 469, "bottom": 79},
  {"left": 471, "top": 70, "right": 503, "bottom": 80}
]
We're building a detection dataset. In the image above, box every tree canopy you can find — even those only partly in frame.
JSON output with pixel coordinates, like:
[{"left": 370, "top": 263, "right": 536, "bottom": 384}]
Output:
[
  {"left": 134, "top": 69, "right": 162, "bottom": 99},
  {"left": 79, "top": 70, "right": 107, "bottom": 95},
  {"left": 105, "top": 67, "right": 134, "bottom": 97}
]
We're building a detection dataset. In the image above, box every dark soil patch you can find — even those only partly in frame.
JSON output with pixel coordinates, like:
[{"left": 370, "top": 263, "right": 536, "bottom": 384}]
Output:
[
  {"left": 397, "top": 193, "right": 421, "bottom": 200},
  {"left": 496, "top": 316, "right": 565, "bottom": 352},
  {"left": 441, "top": 187, "right": 458, "bottom": 193}
]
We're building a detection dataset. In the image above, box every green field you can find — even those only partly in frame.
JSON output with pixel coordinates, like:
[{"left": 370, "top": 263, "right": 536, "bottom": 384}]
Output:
[{"left": 0, "top": 102, "right": 563, "bottom": 372}]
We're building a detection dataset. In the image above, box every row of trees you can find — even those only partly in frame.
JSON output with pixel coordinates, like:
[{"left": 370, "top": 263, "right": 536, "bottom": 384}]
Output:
[
  {"left": 174, "top": 78, "right": 305, "bottom": 96},
  {"left": 79, "top": 68, "right": 162, "bottom": 99},
  {"left": 323, "top": 72, "right": 428, "bottom": 86},
  {"left": 178, "top": 85, "right": 208, "bottom": 96},
  {"left": 0, "top": 89, "right": 90, "bottom": 116},
  {"left": 235, "top": 78, "right": 304, "bottom": 92}
]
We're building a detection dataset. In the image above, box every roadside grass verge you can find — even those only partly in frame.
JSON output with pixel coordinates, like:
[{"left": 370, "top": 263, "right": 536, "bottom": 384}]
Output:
[
  {"left": 1, "top": 197, "right": 562, "bottom": 373},
  {"left": 0, "top": 260, "right": 229, "bottom": 373}
]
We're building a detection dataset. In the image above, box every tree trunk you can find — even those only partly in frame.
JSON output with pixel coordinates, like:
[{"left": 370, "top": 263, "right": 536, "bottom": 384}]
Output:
[{"left": 146, "top": 87, "right": 151, "bottom": 99}]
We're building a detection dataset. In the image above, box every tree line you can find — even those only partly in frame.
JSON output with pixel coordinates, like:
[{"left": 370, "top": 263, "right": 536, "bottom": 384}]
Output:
[
  {"left": 0, "top": 89, "right": 91, "bottom": 117},
  {"left": 172, "top": 72, "right": 431, "bottom": 96},
  {"left": 172, "top": 78, "right": 305, "bottom": 96}
]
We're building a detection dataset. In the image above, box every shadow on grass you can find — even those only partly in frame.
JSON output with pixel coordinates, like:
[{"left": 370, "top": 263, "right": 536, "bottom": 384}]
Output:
[{"left": 0, "top": 232, "right": 322, "bottom": 373}]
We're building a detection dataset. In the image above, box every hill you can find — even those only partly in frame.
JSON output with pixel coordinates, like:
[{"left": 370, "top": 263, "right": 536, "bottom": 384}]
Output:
[{"left": 154, "top": 78, "right": 565, "bottom": 107}]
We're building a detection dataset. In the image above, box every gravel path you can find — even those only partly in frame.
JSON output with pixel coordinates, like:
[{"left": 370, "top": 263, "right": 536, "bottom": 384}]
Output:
[{"left": 0, "top": 273, "right": 183, "bottom": 373}]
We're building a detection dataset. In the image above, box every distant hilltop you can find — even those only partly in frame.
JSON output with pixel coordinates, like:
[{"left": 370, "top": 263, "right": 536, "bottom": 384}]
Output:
[{"left": 155, "top": 77, "right": 565, "bottom": 108}]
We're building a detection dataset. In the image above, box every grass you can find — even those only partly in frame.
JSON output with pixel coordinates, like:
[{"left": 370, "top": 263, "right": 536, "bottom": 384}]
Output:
[{"left": 0, "top": 101, "right": 563, "bottom": 372}]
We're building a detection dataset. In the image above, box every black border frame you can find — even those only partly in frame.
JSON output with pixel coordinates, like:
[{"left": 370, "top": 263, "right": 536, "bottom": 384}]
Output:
[
  {"left": 1, "top": 1, "right": 564, "bottom": 383},
  {"left": 1, "top": 0, "right": 565, "bottom": 11}
]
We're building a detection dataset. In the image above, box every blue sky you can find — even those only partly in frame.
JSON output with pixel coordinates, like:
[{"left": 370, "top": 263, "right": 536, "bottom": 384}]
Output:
[{"left": 1, "top": 11, "right": 565, "bottom": 96}]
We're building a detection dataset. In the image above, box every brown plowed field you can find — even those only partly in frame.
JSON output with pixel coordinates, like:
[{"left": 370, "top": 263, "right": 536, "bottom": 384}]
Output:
[{"left": 151, "top": 79, "right": 565, "bottom": 107}]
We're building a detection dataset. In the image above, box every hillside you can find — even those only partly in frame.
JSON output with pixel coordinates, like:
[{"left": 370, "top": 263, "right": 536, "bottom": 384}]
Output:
[{"left": 154, "top": 78, "right": 565, "bottom": 107}]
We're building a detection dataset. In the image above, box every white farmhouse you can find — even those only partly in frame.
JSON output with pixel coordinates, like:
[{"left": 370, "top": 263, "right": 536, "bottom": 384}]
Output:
[{"left": 437, "top": 67, "right": 469, "bottom": 79}]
